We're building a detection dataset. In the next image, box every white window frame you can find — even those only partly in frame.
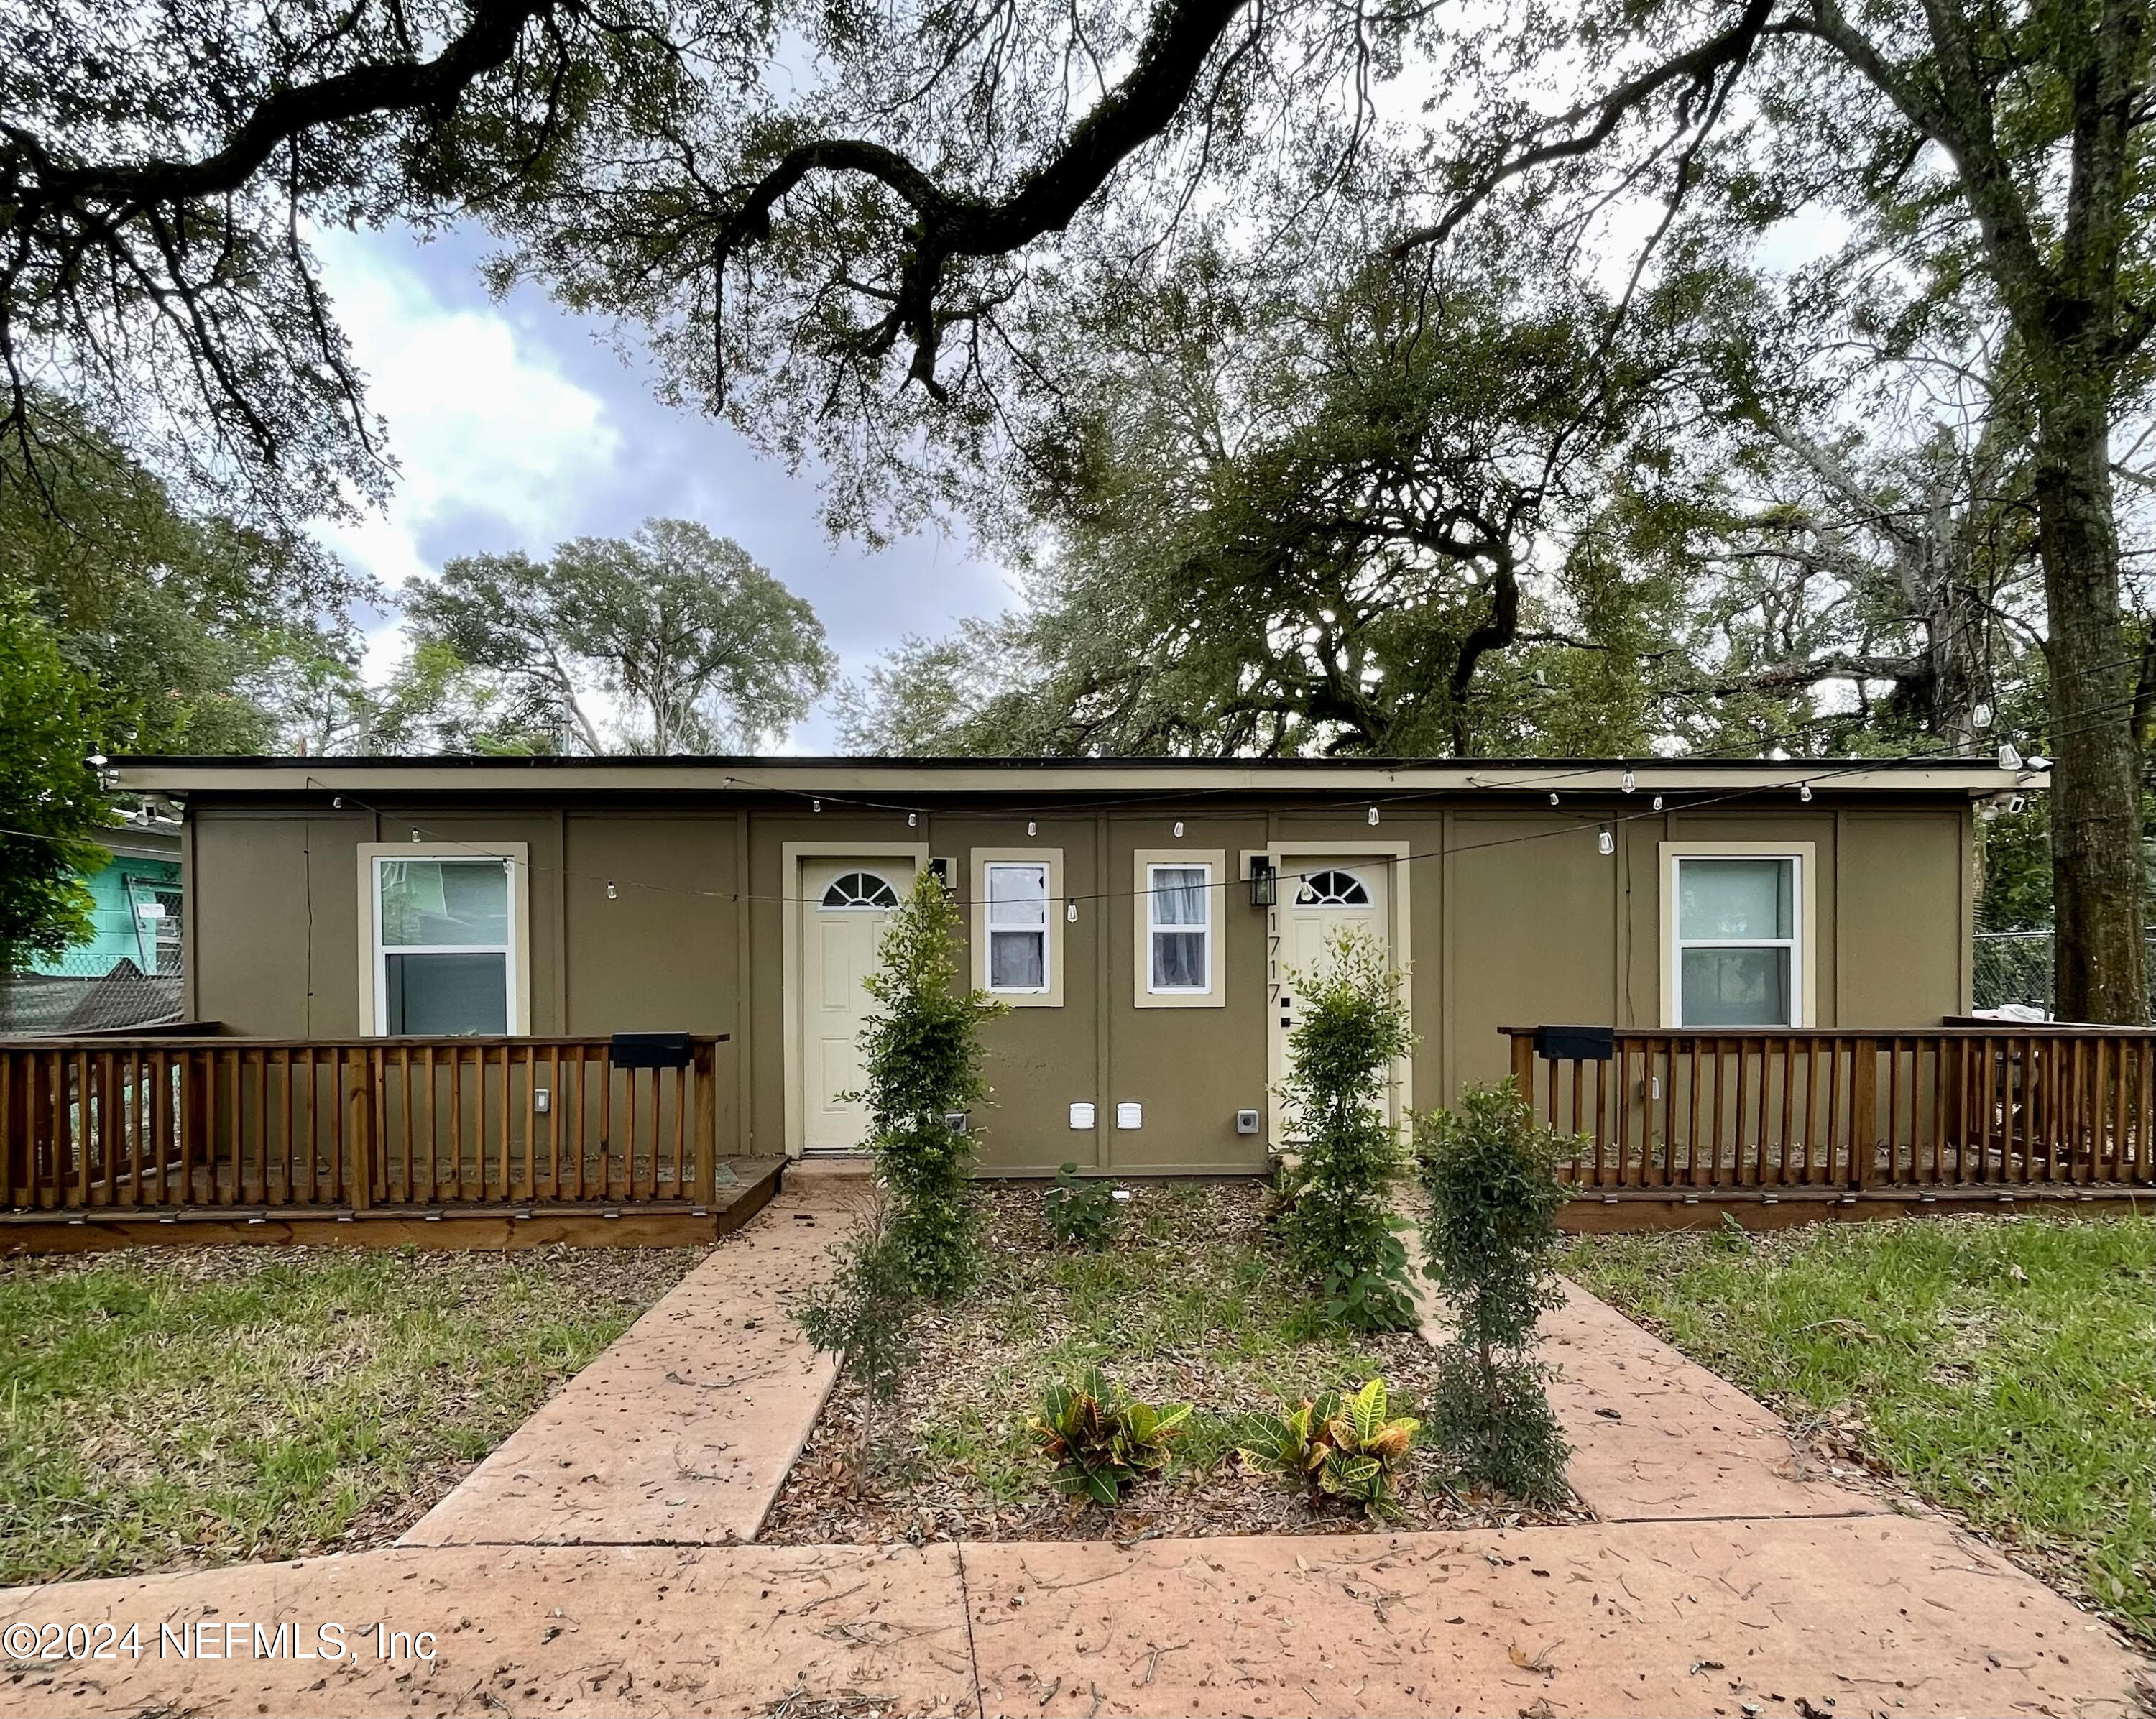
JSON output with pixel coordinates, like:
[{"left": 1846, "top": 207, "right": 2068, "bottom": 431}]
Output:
[
  {"left": 1133, "top": 849, "right": 1225, "bottom": 1008},
  {"left": 985, "top": 861, "right": 1051, "bottom": 997},
  {"left": 1659, "top": 842, "right": 1816, "bottom": 1029},
  {"left": 358, "top": 843, "right": 531, "bottom": 1036},
  {"left": 970, "top": 848, "right": 1063, "bottom": 1006}
]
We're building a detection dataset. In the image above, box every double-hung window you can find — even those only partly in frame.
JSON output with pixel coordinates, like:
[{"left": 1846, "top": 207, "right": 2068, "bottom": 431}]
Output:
[
  {"left": 369, "top": 852, "right": 522, "bottom": 1034},
  {"left": 1132, "top": 848, "right": 1222, "bottom": 1006},
  {"left": 971, "top": 848, "right": 1064, "bottom": 1005},
  {"left": 1147, "top": 863, "right": 1212, "bottom": 992},
  {"left": 985, "top": 862, "right": 1049, "bottom": 994},
  {"left": 1671, "top": 853, "right": 1802, "bottom": 1027}
]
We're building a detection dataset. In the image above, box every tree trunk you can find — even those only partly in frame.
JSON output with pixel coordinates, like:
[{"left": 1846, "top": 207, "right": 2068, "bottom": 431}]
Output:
[{"left": 2035, "top": 387, "right": 2145, "bottom": 1022}]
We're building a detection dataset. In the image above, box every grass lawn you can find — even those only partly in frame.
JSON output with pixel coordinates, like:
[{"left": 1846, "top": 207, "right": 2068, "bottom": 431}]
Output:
[
  {"left": 764, "top": 1180, "right": 1580, "bottom": 1542},
  {"left": 0, "top": 1245, "right": 701, "bottom": 1584},
  {"left": 1564, "top": 1212, "right": 2154, "bottom": 1646}
]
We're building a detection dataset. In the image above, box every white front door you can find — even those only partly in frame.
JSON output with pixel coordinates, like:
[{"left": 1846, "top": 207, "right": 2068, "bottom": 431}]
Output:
[
  {"left": 1269, "top": 858, "right": 1392, "bottom": 1140},
  {"left": 800, "top": 860, "right": 914, "bottom": 1153}
]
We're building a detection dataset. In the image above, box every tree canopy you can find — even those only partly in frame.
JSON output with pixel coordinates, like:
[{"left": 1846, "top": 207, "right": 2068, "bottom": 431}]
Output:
[
  {"left": 842, "top": 235, "right": 1696, "bottom": 757},
  {"left": 402, "top": 519, "right": 835, "bottom": 754},
  {"left": 0, "top": 599, "right": 109, "bottom": 970},
  {"left": 0, "top": 400, "right": 369, "bottom": 757}
]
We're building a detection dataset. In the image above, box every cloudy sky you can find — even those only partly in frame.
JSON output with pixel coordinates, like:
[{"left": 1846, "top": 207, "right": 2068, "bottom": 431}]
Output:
[{"left": 310, "top": 222, "right": 1018, "bottom": 752}]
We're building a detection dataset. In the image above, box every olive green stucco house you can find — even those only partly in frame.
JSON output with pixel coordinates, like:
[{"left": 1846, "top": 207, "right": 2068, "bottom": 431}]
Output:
[{"left": 110, "top": 755, "right": 2027, "bottom": 1176}]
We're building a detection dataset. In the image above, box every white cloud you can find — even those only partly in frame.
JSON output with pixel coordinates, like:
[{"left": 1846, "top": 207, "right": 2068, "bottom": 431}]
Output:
[{"left": 308, "top": 226, "right": 620, "bottom": 676}]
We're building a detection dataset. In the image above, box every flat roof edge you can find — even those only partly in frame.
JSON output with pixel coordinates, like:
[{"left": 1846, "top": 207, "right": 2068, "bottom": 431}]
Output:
[{"left": 110, "top": 755, "right": 2041, "bottom": 796}]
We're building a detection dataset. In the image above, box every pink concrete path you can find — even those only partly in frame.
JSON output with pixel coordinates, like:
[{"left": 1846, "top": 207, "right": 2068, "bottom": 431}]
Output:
[
  {"left": 0, "top": 1543, "right": 974, "bottom": 1718},
  {"left": 1541, "top": 1281, "right": 1879, "bottom": 1522},
  {"left": 967, "top": 1514, "right": 2139, "bottom": 1718},
  {"left": 0, "top": 1192, "right": 2146, "bottom": 1717},
  {"left": 0, "top": 1514, "right": 2139, "bottom": 1716},
  {"left": 400, "top": 1169, "right": 857, "bottom": 1550}
]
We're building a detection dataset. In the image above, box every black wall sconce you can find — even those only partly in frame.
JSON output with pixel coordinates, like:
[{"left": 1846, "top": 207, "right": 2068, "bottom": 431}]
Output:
[{"left": 1248, "top": 855, "right": 1278, "bottom": 908}]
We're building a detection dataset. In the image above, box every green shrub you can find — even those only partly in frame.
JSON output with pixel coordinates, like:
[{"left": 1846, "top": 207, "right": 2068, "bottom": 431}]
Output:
[
  {"left": 1042, "top": 1163, "right": 1120, "bottom": 1249},
  {"left": 792, "top": 1186, "right": 920, "bottom": 1481},
  {"left": 852, "top": 869, "right": 1008, "bottom": 1299},
  {"left": 1275, "top": 927, "right": 1418, "bottom": 1331},
  {"left": 1415, "top": 1079, "right": 1575, "bottom": 1503},
  {"left": 1238, "top": 1377, "right": 1421, "bottom": 1516},
  {"left": 1028, "top": 1368, "right": 1191, "bottom": 1506}
]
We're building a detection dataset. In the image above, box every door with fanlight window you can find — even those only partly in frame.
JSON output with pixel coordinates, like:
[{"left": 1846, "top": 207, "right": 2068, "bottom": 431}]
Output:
[
  {"left": 800, "top": 859, "right": 916, "bottom": 1153},
  {"left": 1270, "top": 859, "right": 1391, "bottom": 1138}
]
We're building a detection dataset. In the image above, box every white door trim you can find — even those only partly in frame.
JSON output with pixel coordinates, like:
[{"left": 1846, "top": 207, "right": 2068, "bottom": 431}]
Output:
[
  {"left": 781, "top": 841, "right": 929, "bottom": 1158},
  {"left": 1248, "top": 839, "right": 1414, "bottom": 1146}
]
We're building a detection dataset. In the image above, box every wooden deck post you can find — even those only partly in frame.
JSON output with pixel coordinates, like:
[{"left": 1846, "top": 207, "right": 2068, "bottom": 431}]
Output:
[
  {"left": 372, "top": 1049, "right": 391, "bottom": 1203},
  {"left": 347, "top": 1051, "right": 375, "bottom": 1211},
  {"left": 693, "top": 1038, "right": 717, "bottom": 1206},
  {"left": 181, "top": 1049, "right": 206, "bottom": 1205},
  {"left": 1850, "top": 1038, "right": 1877, "bottom": 1189},
  {"left": 1509, "top": 1031, "right": 1534, "bottom": 1098}
]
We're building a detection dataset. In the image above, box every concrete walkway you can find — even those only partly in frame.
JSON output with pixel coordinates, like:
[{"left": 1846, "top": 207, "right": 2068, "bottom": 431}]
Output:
[
  {"left": 1541, "top": 1283, "right": 1879, "bottom": 1523},
  {"left": 1, "top": 1182, "right": 2146, "bottom": 1717},
  {"left": 966, "top": 1515, "right": 2136, "bottom": 1718},
  {"left": 400, "top": 1169, "right": 856, "bottom": 1550},
  {"left": 0, "top": 1517, "right": 2137, "bottom": 1715}
]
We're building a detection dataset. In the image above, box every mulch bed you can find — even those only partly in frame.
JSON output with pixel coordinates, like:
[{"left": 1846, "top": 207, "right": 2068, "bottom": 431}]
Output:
[{"left": 762, "top": 1181, "right": 1588, "bottom": 1544}]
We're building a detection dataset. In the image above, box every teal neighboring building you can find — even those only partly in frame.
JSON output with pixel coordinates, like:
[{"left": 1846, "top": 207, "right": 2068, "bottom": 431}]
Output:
[{"left": 27, "top": 822, "right": 183, "bottom": 980}]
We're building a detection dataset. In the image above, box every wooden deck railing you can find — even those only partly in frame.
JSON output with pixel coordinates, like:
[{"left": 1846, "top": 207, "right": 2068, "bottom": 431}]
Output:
[
  {"left": 1, "top": 1036, "right": 731, "bottom": 1215},
  {"left": 1506, "top": 1027, "right": 2156, "bottom": 1193}
]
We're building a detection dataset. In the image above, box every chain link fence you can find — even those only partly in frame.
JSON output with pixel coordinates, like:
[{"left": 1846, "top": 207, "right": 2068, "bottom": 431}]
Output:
[
  {"left": 1973, "top": 930, "right": 2156, "bottom": 1023},
  {"left": 1, "top": 955, "right": 182, "bottom": 1035}
]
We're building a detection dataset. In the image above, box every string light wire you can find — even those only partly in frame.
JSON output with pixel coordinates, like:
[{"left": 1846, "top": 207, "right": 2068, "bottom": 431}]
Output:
[
  {"left": 21, "top": 693, "right": 2124, "bottom": 921},
  {"left": 246, "top": 708, "right": 2113, "bottom": 913}
]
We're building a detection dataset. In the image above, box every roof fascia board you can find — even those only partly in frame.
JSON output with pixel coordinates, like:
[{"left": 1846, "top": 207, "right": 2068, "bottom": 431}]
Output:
[{"left": 111, "top": 760, "right": 2041, "bottom": 796}]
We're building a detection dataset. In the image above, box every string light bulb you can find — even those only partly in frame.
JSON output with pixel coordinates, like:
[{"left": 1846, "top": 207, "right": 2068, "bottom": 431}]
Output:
[
  {"left": 1174, "top": 821, "right": 1184, "bottom": 838},
  {"left": 1799, "top": 782, "right": 1812, "bottom": 803},
  {"left": 1065, "top": 899, "right": 1078, "bottom": 922},
  {"left": 1549, "top": 792, "right": 1560, "bottom": 806},
  {"left": 606, "top": 881, "right": 617, "bottom": 900},
  {"left": 908, "top": 811, "right": 918, "bottom": 827},
  {"left": 1598, "top": 827, "right": 1615, "bottom": 856},
  {"left": 812, "top": 798, "right": 821, "bottom": 813},
  {"left": 1621, "top": 769, "right": 1636, "bottom": 793},
  {"left": 1368, "top": 806, "right": 1380, "bottom": 826},
  {"left": 1028, "top": 821, "right": 1036, "bottom": 837},
  {"left": 1652, "top": 795, "right": 1664, "bottom": 811}
]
